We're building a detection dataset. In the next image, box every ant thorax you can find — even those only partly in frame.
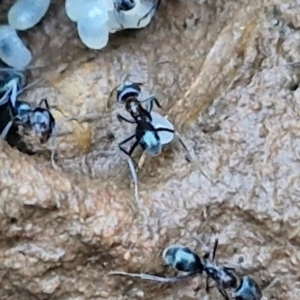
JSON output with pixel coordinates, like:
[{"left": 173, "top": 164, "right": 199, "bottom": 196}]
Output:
[
  {"left": 204, "top": 261, "right": 236, "bottom": 289},
  {"left": 126, "top": 100, "right": 142, "bottom": 118}
]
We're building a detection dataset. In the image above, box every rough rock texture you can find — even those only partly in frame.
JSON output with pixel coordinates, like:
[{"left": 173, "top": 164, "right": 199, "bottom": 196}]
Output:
[{"left": 1, "top": 0, "right": 300, "bottom": 299}]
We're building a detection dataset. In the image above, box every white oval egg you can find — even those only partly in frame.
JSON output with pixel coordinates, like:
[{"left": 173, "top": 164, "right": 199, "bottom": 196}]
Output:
[
  {"left": 66, "top": 0, "right": 113, "bottom": 22},
  {"left": 8, "top": 0, "right": 51, "bottom": 31},
  {"left": 0, "top": 25, "right": 32, "bottom": 70},
  {"left": 65, "top": 0, "right": 86, "bottom": 22},
  {"left": 150, "top": 111, "right": 175, "bottom": 145},
  {"left": 76, "top": 1, "right": 110, "bottom": 50}
]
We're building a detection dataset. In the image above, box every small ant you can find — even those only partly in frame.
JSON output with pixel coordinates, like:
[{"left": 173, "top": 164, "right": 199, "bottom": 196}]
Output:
[
  {"left": 1, "top": 97, "right": 55, "bottom": 144},
  {"left": 0, "top": 68, "right": 55, "bottom": 144},
  {"left": 109, "top": 238, "right": 262, "bottom": 300},
  {"left": 114, "top": 0, "right": 161, "bottom": 28},
  {"left": 115, "top": 81, "right": 179, "bottom": 161}
]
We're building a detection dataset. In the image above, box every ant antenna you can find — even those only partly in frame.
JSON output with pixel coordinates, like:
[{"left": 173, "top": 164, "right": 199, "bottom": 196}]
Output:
[
  {"left": 50, "top": 125, "right": 59, "bottom": 170},
  {"left": 127, "top": 157, "right": 140, "bottom": 204},
  {"left": 108, "top": 271, "right": 196, "bottom": 283}
]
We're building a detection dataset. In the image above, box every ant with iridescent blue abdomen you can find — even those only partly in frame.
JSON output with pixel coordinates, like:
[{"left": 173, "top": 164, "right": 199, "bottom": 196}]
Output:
[
  {"left": 114, "top": 0, "right": 161, "bottom": 28},
  {"left": 0, "top": 68, "right": 55, "bottom": 144},
  {"left": 109, "top": 238, "right": 262, "bottom": 300},
  {"left": 115, "top": 80, "right": 176, "bottom": 161}
]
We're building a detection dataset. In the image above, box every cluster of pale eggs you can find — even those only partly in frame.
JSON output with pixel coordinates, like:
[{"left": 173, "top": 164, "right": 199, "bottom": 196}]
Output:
[{"left": 0, "top": 0, "right": 157, "bottom": 70}]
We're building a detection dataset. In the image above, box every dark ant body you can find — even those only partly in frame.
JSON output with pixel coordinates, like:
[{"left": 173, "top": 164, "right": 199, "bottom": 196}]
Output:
[
  {"left": 0, "top": 69, "right": 55, "bottom": 144},
  {"left": 116, "top": 81, "right": 174, "bottom": 160},
  {"left": 118, "top": 109, "right": 175, "bottom": 159},
  {"left": 114, "top": 0, "right": 135, "bottom": 11},
  {"left": 110, "top": 238, "right": 262, "bottom": 300},
  {"left": 114, "top": 0, "right": 161, "bottom": 28},
  {"left": 10, "top": 98, "right": 55, "bottom": 144}
]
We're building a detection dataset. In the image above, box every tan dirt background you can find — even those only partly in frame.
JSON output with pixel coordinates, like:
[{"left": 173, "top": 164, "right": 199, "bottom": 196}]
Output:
[{"left": 1, "top": 0, "right": 300, "bottom": 299}]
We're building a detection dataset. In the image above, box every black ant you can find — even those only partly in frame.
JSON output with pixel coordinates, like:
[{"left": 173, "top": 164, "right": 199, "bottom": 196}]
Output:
[
  {"left": 2, "top": 97, "right": 55, "bottom": 144},
  {"left": 115, "top": 81, "right": 176, "bottom": 162},
  {"left": 0, "top": 68, "right": 55, "bottom": 144},
  {"left": 109, "top": 239, "right": 262, "bottom": 300},
  {"left": 113, "top": 0, "right": 161, "bottom": 28}
]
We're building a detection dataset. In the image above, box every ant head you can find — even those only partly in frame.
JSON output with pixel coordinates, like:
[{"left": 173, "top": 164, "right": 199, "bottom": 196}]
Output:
[
  {"left": 115, "top": 0, "right": 135, "bottom": 11},
  {"left": 116, "top": 81, "right": 142, "bottom": 103},
  {"left": 30, "top": 108, "right": 55, "bottom": 143},
  {"left": 233, "top": 276, "right": 262, "bottom": 300},
  {"left": 162, "top": 244, "right": 204, "bottom": 274}
]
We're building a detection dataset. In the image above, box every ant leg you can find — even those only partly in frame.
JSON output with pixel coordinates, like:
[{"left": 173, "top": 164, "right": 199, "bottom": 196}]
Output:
[
  {"left": 1, "top": 120, "right": 14, "bottom": 139},
  {"left": 128, "top": 140, "right": 140, "bottom": 156},
  {"left": 155, "top": 127, "right": 175, "bottom": 133},
  {"left": 118, "top": 133, "right": 135, "bottom": 150},
  {"left": 206, "top": 277, "right": 210, "bottom": 293},
  {"left": 38, "top": 98, "right": 50, "bottom": 109},
  {"left": 140, "top": 96, "right": 162, "bottom": 111},
  {"left": 117, "top": 113, "right": 136, "bottom": 124},
  {"left": 127, "top": 156, "right": 140, "bottom": 204},
  {"left": 212, "top": 239, "right": 219, "bottom": 261},
  {"left": 205, "top": 277, "right": 215, "bottom": 293},
  {"left": 137, "top": 0, "right": 161, "bottom": 27},
  {"left": 153, "top": 97, "right": 162, "bottom": 108},
  {"left": 147, "top": 98, "right": 153, "bottom": 113},
  {"left": 9, "top": 79, "right": 19, "bottom": 108},
  {"left": 0, "top": 89, "right": 11, "bottom": 106},
  {"left": 108, "top": 271, "right": 196, "bottom": 283},
  {"left": 224, "top": 266, "right": 236, "bottom": 272},
  {"left": 217, "top": 285, "right": 230, "bottom": 300},
  {"left": 118, "top": 134, "right": 139, "bottom": 163}
]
